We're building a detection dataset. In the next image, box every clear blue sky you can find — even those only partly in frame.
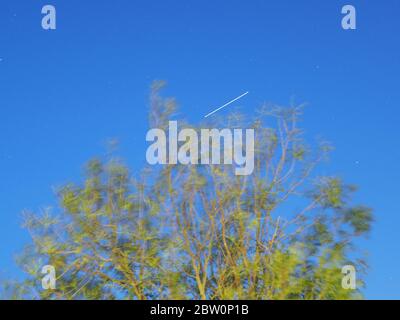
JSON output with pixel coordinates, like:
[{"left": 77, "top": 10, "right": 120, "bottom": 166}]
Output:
[{"left": 0, "top": 0, "right": 399, "bottom": 299}]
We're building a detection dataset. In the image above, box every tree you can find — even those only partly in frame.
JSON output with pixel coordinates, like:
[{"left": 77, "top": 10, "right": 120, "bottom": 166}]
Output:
[{"left": 4, "top": 82, "right": 373, "bottom": 300}]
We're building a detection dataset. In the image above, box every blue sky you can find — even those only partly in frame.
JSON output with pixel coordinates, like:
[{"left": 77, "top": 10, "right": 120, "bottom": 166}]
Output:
[{"left": 0, "top": 0, "right": 399, "bottom": 299}]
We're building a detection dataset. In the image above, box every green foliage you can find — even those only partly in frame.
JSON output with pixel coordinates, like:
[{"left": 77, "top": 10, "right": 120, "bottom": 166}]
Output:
[{"left": 3, "top": 83, "right": 373, "bottom": 300}]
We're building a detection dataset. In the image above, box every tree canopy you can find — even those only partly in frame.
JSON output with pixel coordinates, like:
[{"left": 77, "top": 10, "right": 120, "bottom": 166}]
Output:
[{"left": 3, "top": 82, "right": 373, "bottom": 300}]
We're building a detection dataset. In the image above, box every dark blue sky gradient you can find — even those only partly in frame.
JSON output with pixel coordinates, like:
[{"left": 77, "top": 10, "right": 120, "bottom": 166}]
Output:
[{"left": 0, "top": 0, "right": 399, "bottom": 298}]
